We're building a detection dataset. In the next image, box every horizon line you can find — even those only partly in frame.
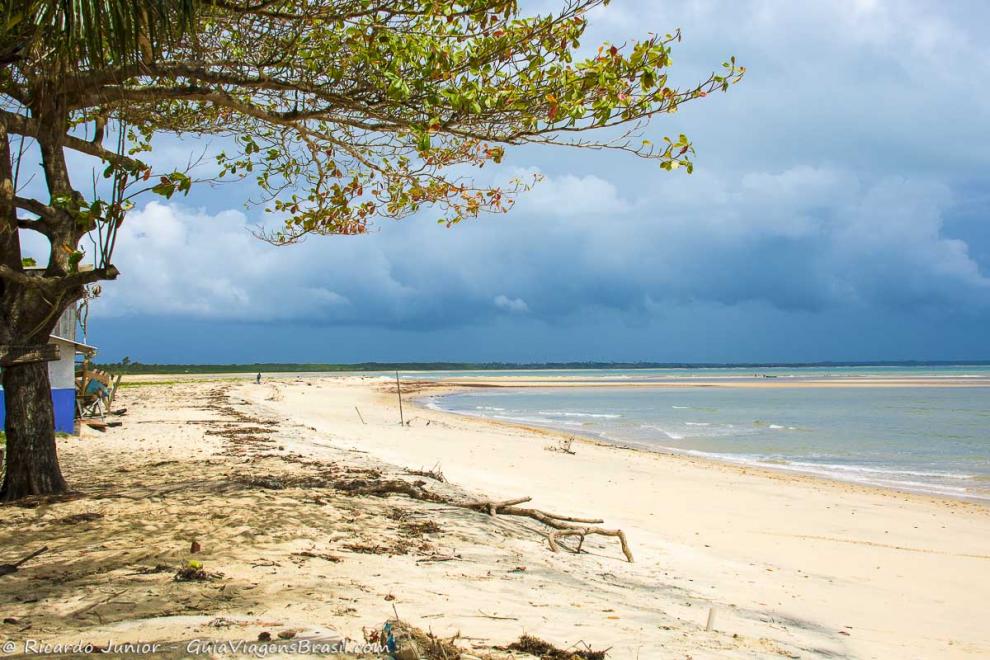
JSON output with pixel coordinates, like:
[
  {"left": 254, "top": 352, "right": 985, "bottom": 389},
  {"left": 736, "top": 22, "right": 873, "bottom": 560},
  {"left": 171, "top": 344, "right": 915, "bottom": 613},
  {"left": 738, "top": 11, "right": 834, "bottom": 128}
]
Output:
[{"left": 95, "top": 359, "right": 990, "bottom": 372}]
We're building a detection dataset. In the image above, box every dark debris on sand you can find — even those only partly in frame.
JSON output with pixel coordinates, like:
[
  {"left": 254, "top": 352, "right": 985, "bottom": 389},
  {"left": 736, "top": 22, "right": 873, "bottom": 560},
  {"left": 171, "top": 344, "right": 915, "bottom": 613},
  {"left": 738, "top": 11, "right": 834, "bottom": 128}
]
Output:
[{"left": 504, "top": 634, "right": 609, "bottom": 660}]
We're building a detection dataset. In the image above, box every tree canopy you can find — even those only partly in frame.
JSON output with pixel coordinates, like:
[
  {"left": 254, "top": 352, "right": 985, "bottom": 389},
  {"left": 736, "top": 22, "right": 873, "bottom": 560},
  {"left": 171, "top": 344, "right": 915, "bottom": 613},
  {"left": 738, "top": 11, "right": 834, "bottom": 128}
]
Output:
[
  {"left": 4, "top": 0, "right": 743, "bottom": 265},
  {"left": 0, "top": 0, "right": 742, "bottom": 499}
]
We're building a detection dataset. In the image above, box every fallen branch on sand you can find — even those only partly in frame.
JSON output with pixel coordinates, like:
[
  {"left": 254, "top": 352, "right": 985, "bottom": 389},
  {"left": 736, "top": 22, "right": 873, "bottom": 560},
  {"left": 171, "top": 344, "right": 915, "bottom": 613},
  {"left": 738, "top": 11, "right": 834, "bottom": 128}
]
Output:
[
  {"left": 337, "top": 479, "right": 634, "bottom": 563},
  {"left": 0, "top": 546, "right": 49, "bottom": 577},
  {"left": 505, "top": 634, "right": 609, "bottom": 660},
  {"left": 405, "top": 463, "right": 447, "bottom": 483}
]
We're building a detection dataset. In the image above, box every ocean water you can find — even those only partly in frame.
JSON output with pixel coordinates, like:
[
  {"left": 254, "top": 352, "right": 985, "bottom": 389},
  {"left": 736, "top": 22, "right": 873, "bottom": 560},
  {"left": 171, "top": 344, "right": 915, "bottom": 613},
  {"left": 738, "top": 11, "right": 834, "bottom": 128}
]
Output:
[
  {"left": 428, "top": 379, "right": 990, "bottom": 501},
  {"left": 404, "top": 364, "right": 990, "bottom": 381}
]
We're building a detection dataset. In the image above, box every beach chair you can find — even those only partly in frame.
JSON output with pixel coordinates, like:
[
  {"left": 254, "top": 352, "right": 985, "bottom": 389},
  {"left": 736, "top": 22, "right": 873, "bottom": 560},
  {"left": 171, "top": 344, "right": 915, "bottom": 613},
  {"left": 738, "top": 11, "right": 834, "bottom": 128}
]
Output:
[{"left": 76, "top": 368, "right": 114, "bottom": 419}]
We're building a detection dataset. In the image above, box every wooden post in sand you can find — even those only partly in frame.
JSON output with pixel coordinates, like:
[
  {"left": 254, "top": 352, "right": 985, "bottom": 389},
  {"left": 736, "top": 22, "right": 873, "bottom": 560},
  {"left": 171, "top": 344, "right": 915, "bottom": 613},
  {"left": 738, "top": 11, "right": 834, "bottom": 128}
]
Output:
[
  {"left": 355, "top": 406, "right": 366, "bottom": 424},
  {"left": 705, "top": 607, "right": 717, "bottom": 632},
  {"left": 395, "top": 371, "right": 405, "bottom": 425}
]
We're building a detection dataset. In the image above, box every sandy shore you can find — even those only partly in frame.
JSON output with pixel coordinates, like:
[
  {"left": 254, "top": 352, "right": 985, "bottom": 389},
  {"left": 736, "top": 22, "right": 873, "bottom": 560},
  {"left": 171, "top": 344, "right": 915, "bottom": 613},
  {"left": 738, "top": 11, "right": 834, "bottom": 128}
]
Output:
[
  {"left": 1, "top": 375, "right": 987, "bottom": 659},
  {"left": 250, "top": 375, "right": 990, "bottom": 658}
]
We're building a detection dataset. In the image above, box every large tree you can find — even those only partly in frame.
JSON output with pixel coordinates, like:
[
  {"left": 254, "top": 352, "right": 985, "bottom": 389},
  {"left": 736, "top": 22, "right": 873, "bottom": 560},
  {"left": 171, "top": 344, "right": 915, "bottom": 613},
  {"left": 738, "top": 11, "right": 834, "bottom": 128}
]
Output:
[{"left": 0, "top": 0, "right": 743, "bottom": 500}]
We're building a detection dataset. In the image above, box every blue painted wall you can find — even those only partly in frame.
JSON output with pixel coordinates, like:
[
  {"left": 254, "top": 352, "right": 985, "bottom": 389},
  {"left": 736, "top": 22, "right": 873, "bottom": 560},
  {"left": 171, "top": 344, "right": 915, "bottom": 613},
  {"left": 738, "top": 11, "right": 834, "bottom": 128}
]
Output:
[{"left": 0, "top": 388, "right": 76, "bottom": 434}]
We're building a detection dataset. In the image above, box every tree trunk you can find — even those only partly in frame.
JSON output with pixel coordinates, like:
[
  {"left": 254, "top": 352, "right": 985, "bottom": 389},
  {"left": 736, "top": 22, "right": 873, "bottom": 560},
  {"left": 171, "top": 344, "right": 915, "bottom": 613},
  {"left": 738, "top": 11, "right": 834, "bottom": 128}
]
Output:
[
  {"left": 0, "top": 100, "right": 76, "bottom": 501},
  {"left": 1, "top": 356, "right": 68, "bottom": 500}
]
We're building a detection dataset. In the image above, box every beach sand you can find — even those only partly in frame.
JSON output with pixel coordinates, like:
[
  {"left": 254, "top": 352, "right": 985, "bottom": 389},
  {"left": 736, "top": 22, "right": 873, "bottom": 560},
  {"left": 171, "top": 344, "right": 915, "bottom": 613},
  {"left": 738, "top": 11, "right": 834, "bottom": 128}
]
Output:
[{"left": 0, "top": 375, "right": 987, "bottom": 658}]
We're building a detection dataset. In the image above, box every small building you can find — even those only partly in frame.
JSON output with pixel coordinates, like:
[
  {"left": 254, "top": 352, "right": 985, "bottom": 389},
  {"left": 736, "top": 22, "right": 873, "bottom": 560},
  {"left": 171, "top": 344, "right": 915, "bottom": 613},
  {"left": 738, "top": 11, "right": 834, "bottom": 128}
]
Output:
[{"left": 0, "top": 306, "right": 96, "bottom": 434}]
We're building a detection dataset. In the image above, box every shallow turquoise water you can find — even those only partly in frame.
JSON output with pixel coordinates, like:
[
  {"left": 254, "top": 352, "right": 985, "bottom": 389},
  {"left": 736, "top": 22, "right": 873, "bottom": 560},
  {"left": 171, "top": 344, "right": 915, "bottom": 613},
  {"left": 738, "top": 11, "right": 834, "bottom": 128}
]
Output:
[
  {"left": 406, "top": 364, "right": 990, "bottom": 381},
  {"left": 430, "top": 381, "right": 990, "bottom": 500}
]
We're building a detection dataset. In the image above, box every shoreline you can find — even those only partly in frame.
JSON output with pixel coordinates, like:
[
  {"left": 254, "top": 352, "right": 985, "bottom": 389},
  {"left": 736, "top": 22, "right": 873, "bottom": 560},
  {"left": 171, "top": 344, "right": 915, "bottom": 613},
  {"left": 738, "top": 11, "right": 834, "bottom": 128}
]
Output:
[
  {"left": 407, "top": 380, "right": 990, "bottom": 507},
  {"left": 123, "top": 372, "right": 990, "bottom": 504}
]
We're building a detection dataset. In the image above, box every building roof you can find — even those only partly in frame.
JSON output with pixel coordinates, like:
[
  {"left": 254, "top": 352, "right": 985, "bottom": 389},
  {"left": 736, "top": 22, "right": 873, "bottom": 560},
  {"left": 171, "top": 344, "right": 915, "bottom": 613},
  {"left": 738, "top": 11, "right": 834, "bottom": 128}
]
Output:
[{"left": 49, "top": 334, "right": 97, "bottom": 357}]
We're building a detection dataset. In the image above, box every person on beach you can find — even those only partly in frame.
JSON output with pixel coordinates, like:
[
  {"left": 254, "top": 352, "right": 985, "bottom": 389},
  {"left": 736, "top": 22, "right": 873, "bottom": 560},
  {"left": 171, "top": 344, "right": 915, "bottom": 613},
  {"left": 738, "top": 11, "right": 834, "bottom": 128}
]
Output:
[{"left": 255, "top": 373, "right": 261, "bottom": 384}]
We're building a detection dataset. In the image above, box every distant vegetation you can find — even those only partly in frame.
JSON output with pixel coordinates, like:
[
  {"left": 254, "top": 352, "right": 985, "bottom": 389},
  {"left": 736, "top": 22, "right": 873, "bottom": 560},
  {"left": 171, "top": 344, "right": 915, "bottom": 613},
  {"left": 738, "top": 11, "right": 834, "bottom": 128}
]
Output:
[{"left": 93, "top": 359, "right": 989, "bottom": 375}]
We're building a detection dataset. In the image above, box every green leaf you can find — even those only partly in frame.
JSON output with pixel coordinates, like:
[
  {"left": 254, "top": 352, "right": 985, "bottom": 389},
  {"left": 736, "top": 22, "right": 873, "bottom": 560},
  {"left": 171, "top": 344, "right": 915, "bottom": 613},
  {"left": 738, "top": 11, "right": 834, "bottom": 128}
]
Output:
[{"left": 416, "top": 132, "right": 431, "bottom": 152}]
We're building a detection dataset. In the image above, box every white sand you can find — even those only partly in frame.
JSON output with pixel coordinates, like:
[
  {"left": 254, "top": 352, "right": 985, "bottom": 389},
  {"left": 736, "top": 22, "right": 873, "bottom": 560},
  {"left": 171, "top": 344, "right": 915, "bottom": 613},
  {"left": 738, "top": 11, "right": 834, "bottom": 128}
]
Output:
[
  {"left": 1, "top": 375, "right": 986, "bottom": 659},
  {"left": 245, "top": 375, "right": 990, "bottom": 659}
]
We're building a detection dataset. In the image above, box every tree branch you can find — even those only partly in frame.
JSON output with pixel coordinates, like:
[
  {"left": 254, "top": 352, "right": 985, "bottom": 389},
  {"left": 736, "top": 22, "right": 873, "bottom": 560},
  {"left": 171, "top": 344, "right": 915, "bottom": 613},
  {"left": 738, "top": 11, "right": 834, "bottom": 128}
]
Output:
[
  {"left": 0, "top": 110, "right": 147, "bottom": 173},
  {"left": 62, "top": 265, "right": 119, "bottom": 289},
  {"left": 15, "top": 196, "right": 56, "bottom": 220},
  {"left": 0, "top": 264, "right": 119, "bottom": 289},
  {"left": 16, "top": 217, "right": 50, "bottom": 234},
  {"left": 0, "top": 265, "right": 43, "bottom": 288},
  {"left": 64, "top": 134, "right": 147, "bottom": 173}
]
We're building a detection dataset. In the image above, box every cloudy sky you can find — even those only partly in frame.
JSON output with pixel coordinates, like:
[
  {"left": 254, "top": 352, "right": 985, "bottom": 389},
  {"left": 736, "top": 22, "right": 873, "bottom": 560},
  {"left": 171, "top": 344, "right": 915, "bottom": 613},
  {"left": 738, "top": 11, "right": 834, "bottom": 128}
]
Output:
[{"left": 63, "top": 0, "right": 990, "bottom": 363}]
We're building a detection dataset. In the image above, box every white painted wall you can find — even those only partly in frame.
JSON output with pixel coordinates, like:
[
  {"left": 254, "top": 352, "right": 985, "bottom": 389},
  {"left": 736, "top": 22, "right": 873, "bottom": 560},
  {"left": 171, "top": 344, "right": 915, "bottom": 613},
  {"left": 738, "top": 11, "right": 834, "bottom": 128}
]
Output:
[{"left": 47, "top": 338, "right": 76, "bottom": 390}]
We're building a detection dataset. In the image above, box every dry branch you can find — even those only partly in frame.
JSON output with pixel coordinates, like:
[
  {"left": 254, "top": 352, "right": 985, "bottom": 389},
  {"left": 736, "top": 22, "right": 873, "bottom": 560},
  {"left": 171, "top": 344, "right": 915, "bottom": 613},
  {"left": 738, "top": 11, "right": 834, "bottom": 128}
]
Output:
[
  {"left": 0, "top": 545, "right": 49, "bottom": 577},
  {"left": 335, "top": 478, "right": 444, "bottom": 503},
  {"left": 336, "top": 479, "right": 634, "bottom": 562},
  {"left": 497, "top": 505, "right": 633, "bottom": 562},
  {"left": 406, "top": 463, "right": 447, "bottom": 483},
  {"left": 465, "top": 496, "right": 532, "bottom": 516}
]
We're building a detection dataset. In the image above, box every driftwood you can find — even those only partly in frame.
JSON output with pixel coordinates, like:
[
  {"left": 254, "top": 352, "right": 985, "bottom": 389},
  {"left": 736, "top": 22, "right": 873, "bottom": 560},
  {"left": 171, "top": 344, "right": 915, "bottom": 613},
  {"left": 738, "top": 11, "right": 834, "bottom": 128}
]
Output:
[
  {"left": 471, "top": 501, "right": 633, "bottom": 563},
  {"left": 338, "top": 480, "right": 634, "bottom": 563},
  {"left": 0, "top": 546, "right": 49, "bottom": 577},
  {"left": 406, "top": 463, "right": 447, "bottom": 483}
]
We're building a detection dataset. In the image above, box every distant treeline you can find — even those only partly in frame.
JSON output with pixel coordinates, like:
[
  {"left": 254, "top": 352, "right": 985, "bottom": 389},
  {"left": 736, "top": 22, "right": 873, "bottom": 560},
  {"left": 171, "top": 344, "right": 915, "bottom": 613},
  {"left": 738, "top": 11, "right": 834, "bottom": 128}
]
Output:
[{"left": 93, "top": 360, "right": 990, "bottom": 375}]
